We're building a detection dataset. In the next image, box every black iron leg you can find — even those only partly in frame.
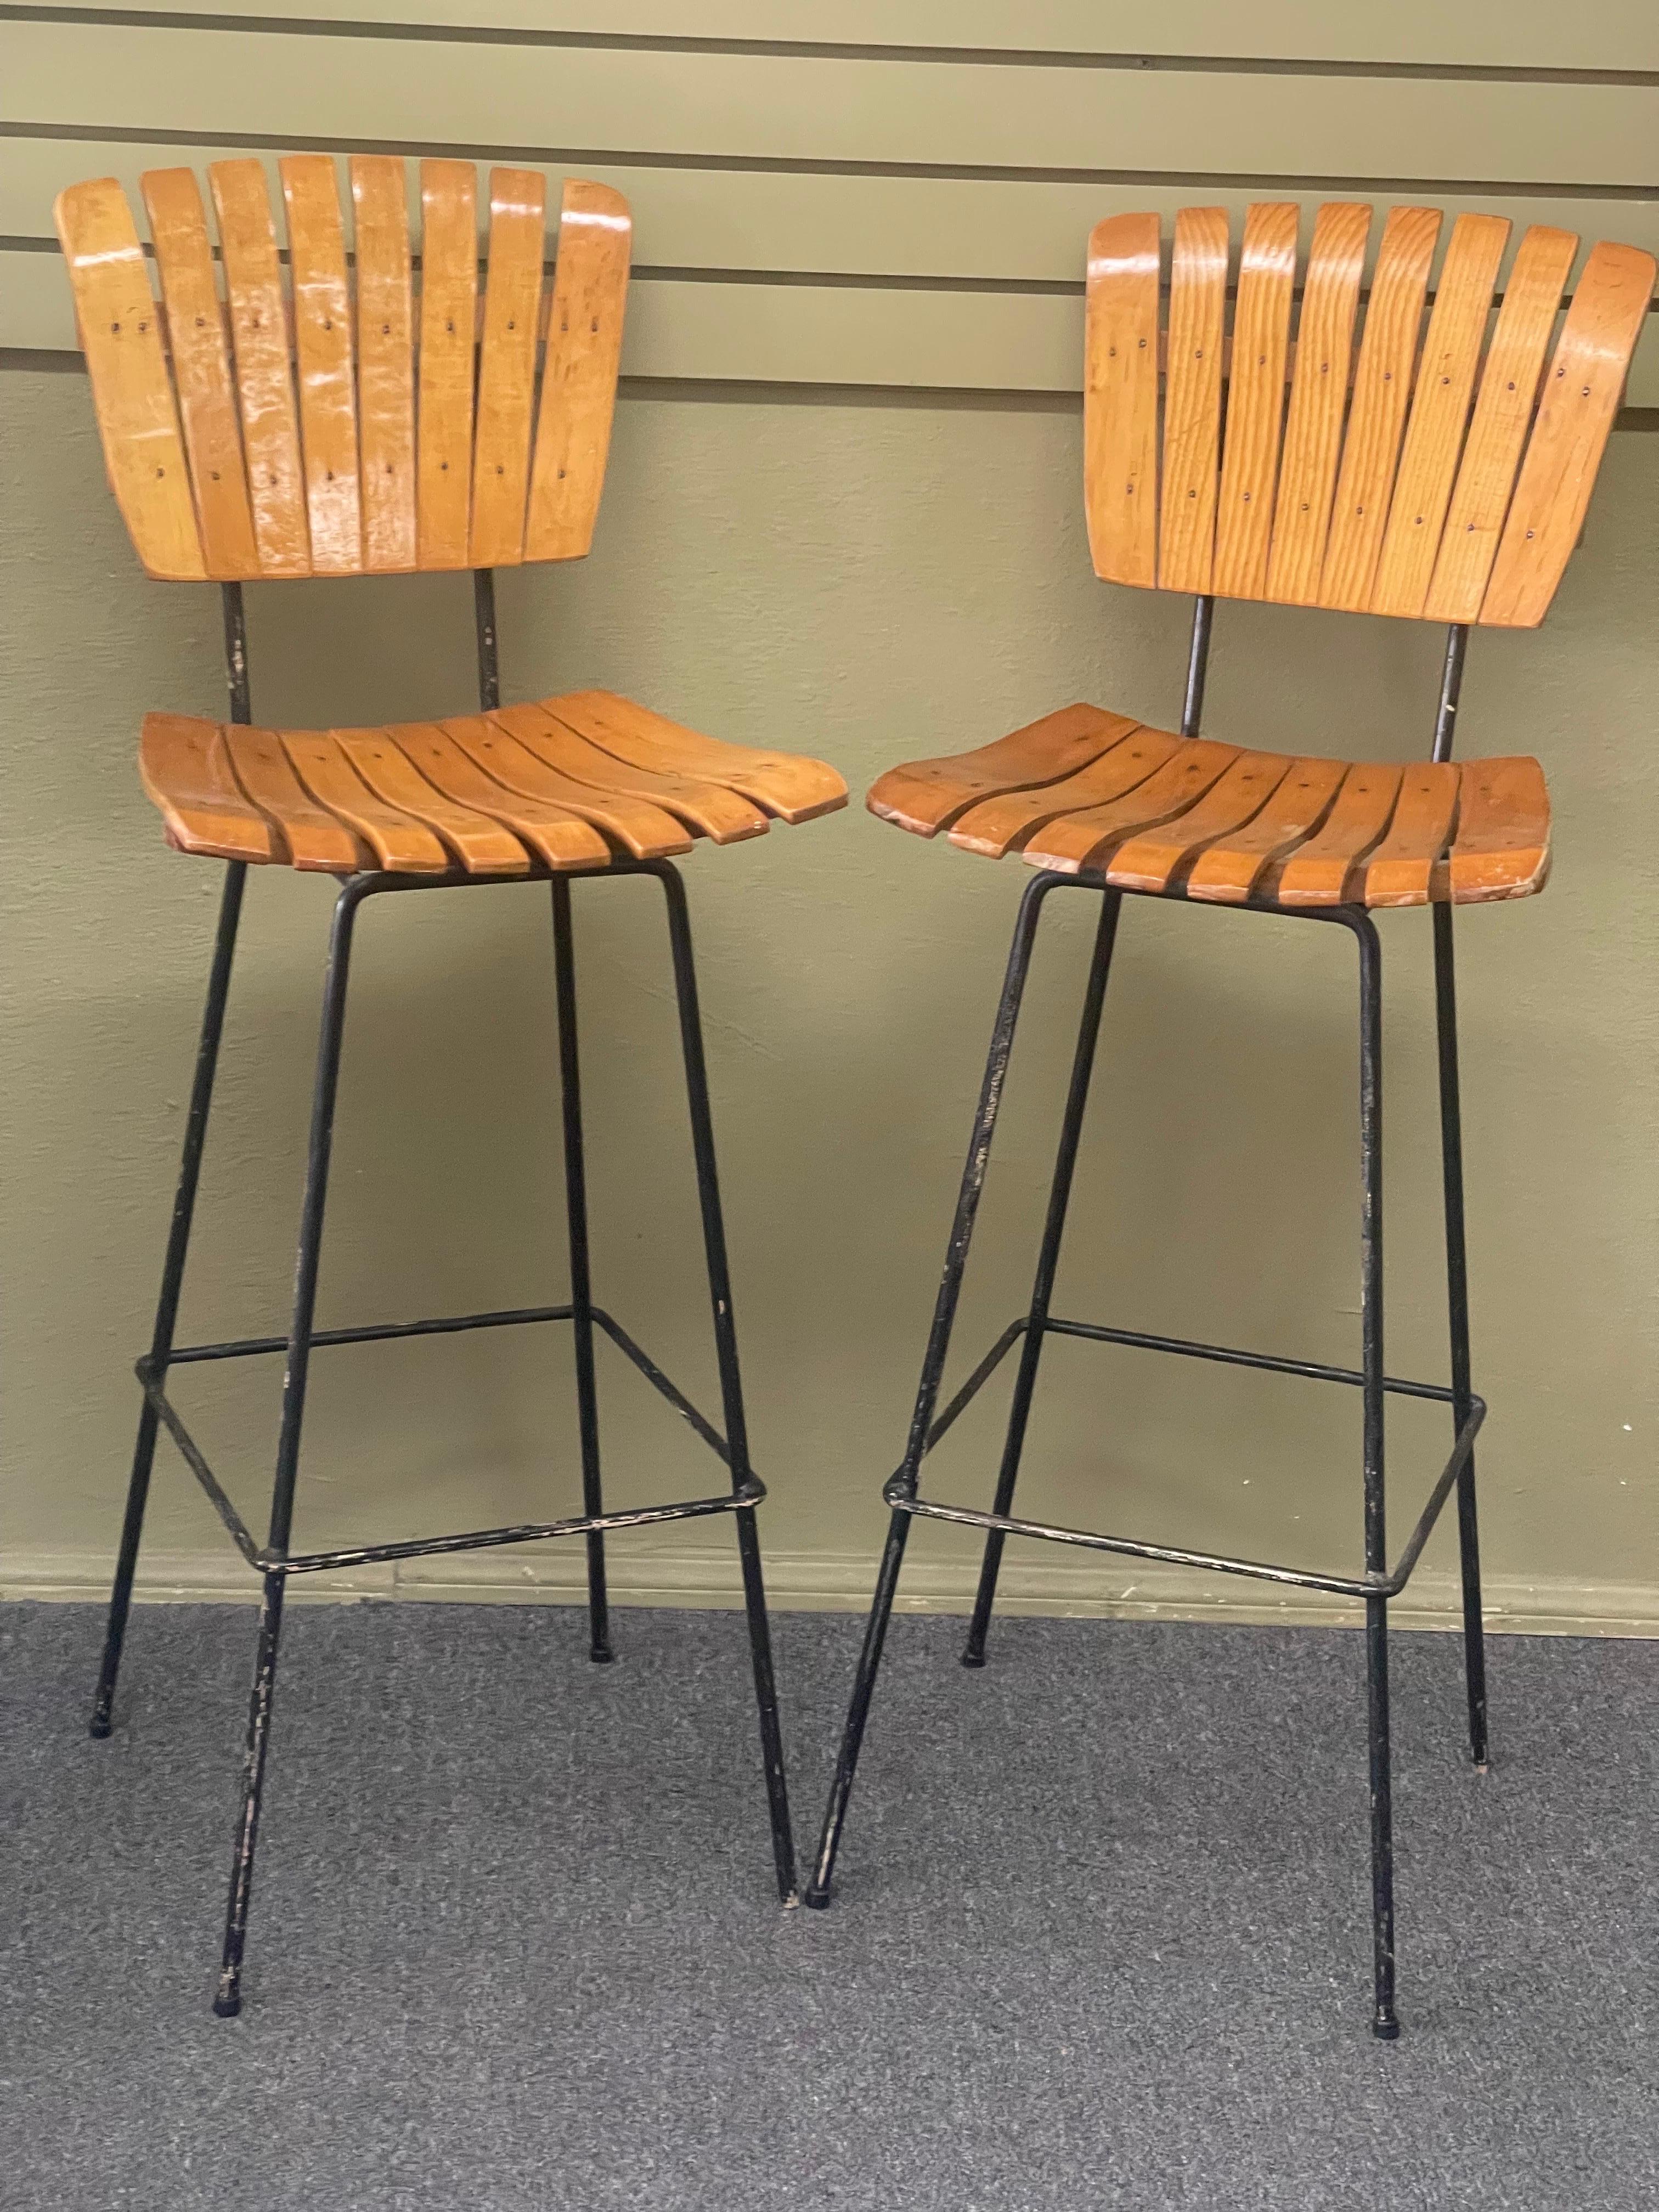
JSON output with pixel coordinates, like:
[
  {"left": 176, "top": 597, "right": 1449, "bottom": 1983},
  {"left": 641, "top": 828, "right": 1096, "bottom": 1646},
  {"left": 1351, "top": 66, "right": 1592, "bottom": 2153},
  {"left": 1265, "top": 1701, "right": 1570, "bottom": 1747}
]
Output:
[
  {"left": 652, "top": 862, "right": 797, "bottom": 1904},
  {"left": 1433, "top": 904, "right": 1488, "bottom": 1768},
  {"left": 808, "top": 871, "right": 1068, "bottom": 1906},
  {"left": 92, "top": 860, "right": 247, "bottom": 1738},
  {"left": 1353, "top": 911, "right": 1398, "bottom": 2040},
  {"left": 964, "top": 889, "right": 1122, "bottom": 1665},
  {"left": 551, "top": 878, "right": 612, "bottom": 1663},
  {"left": 215, "top": 878, "right": 363, "bottom": 2016}
]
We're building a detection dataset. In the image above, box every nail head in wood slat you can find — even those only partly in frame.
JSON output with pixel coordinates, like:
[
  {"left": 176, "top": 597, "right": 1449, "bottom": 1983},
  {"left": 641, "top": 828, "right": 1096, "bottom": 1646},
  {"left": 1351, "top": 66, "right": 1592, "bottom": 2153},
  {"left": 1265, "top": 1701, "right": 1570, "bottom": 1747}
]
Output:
[
  {"left": 1212, "top": 202, "right": 1299, "bottom": 602},
  {"left": 470, "top": 167, "right": 546, "bottom": 568},
  {"left": 54, "top": 179, "right": 206, "bottom": 580},
  {"left": 1446, "top": 755, "right": 1551, "bottom": 899},
  {"left": 1157, "top": 206, "right": 1228, "bottom": 596},
  {"left": 279, "top": 154, "right": 362, "bottom": 575},
  {"left": 1369, "top": 212, "right": 1510, "bottom": 620},
  {"left": 1421, "top": 225, "right": 1581, "bottom": 624},
  {"left": 1319, "top": 204, "right": 1441, "bottom": 613},
  {"left": 224, "top": 724, "right": 366, "bottom": 869},
  {"left": 1480, "top": 239, "right": 1657, "bottom": 628},
  {"left": 867, "top": 703, "right": 1133, "bottom": 837},
  {"left": 1020, "top": 740, "right": 1239, "bottom": 874},
  {"left": 1271, "top": 760, "right": 1403, "bottom": 906},
  {"left": 140, "top": 166, "right": 261, "bottom": 580},
  {"left": 335, "top": 727, "right": 529, "bottom": 871},
  {"left": 1265, "top": 200, "right": 1371, "bottom": 607},
  {"left": 524, "top": 179, "right": 631, "bottom": 563},
  {"left": 416, "top": 159, "right": 478, "bottom": 572},
  {"left": 351, "top": 154, "right": 417, "bottom": 575},
  {"left": 947, "top": 721, "right": 1170, "bottom": 858},
  {"left": 210, "top": 158, "right": 311, "bottom": 575},
  {"left": 550, "top": 689, "right": 848, "bottom": 825},
  {"left": 1362, "top": 760, "right": 1459, "bottom": 906},
  {"left": 385, "top": 723, "right": 614, "bottom": 871},
  {"left": 1184, "top": 754, "right": 1348, "bottom": 902},
  {"left": 1084, "top": 212, "right": 1161, "bottom": 589}
]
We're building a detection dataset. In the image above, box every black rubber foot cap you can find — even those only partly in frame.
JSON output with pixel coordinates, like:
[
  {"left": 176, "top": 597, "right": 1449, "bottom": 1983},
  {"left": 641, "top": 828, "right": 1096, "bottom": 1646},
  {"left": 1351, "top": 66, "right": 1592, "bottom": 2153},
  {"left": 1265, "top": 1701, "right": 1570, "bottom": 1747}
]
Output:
[
  {"left": 589, "top": 1646, "right": 615, "bottom": 1665},
  {"left": 803, "top": 1887, "right": 832, "bottom": 1911},
  {"left": 1373, "top": 2018, "right": 1401, "bottom": 2042},
  {"left": 960, "top": 1651, "right": 986, "bottom": 1669},
  {"left": 88, "top": 1717, "right": 112, "bottom": 1740},
  {"left": 212, "top": 1993, "right": 242, "bottom": 2019}
]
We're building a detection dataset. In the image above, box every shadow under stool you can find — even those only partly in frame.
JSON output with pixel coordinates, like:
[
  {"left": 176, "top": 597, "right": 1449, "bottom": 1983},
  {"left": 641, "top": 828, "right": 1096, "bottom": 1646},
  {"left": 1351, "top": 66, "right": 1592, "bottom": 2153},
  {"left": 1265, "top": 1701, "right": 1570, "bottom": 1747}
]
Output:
[
  {"left": 805, "top": 199, "right": 1656, "bottom": 2037},
  {"left": 57, "top": 155, "right": 846, "bottom": 2015}
]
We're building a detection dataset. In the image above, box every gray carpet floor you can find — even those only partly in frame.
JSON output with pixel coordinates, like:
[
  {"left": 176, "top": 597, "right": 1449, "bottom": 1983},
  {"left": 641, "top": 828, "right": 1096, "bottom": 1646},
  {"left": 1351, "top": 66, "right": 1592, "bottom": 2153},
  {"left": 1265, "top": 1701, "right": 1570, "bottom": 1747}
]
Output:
[{"left": 2, "top": 1599, "right": 1656, "bottom": 2209}]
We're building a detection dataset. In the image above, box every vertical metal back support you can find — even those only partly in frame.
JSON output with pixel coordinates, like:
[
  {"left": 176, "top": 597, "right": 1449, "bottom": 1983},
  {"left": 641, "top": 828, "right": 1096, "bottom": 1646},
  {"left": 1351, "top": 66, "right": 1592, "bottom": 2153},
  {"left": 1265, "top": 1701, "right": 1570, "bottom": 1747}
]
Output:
[
  {"left": 89, "top": 583, "right": 253, "bottom": 1737},
  {"left": 474, "top": 568, "right": 501, "bottom": 713},
  {"left": 1427, "top": 622, "right": 1488, "bottom": 1766},
  {"left": 1181, "top": 594, "right": 1215, "bottom": 737}
]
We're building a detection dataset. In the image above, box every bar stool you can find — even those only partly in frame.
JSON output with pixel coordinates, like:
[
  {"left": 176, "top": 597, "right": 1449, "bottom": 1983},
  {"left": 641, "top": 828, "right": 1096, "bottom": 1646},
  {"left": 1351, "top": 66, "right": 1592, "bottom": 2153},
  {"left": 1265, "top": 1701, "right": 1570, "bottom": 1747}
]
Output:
[
  {"left": 55, "top": 157, "right": 845, "bottom": 2016},
  {"left": 805, "top": 202, "right": 1655, "bottom": 2035}
]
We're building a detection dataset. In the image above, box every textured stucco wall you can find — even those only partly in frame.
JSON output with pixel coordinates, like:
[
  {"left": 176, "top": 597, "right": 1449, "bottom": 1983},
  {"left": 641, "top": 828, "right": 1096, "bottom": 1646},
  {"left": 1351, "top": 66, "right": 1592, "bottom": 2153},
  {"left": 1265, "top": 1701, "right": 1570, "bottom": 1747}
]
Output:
[{"left": 3, "top": 370, "right": 1655, "bottom": 1626}]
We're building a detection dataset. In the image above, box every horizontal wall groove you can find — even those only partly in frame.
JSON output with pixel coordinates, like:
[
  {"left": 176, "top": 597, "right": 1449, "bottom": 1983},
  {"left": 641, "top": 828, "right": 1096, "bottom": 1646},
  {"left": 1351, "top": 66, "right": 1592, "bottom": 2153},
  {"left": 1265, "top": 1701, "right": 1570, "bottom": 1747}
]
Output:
[
  {"left": 6, "top": 125, "right": 1656, "bottom": 202},
  {"left": 3, "top": 7, "right": 1656, "bottom": 84}
]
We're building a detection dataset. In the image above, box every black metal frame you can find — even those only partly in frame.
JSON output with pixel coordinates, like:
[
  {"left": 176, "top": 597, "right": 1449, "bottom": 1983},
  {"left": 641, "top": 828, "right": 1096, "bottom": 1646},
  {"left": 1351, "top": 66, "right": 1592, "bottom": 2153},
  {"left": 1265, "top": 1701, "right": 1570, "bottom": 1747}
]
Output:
[
  {"left": 807, "top": 600, "right": 1489, "bottom": 2041},
  {"left": 90, "top": 573, "right": 798, "bottom": 2017}
]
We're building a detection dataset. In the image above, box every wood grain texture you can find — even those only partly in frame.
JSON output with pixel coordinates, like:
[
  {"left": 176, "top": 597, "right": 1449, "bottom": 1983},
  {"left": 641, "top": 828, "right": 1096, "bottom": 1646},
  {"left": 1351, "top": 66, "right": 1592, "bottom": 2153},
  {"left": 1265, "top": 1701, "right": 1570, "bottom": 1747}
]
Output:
[
  {"left": 1362, "top": 761, "right": 1460, "bottom": 906},
  {"left": 1271, "top": 760, "right": 1402, "bottom": 905},
  {"left": 867, "top": 704, "right": 1134, "bottom": 836},
  {"left": 53, "top": 179, "right": 205, "bottom": 580},
  {"left": 1319, "top": 204, "right": 1441, "bottom": 612},
  {"left": 459, "top": 718, "right": 695, "bottom": 857},
  {"left": 501, "top": 702, "right": 771, "bottom": 843},
  {"left": 416, "top": 160, "right": 478, "bottom": 571},
  {"left": 525, "top": 179, "right": 631, "bottom": 562},
  {"left": 947, "top": 725, "right": 1176, "bottom": 857},
  {"left": 1157, "top": 206, "right": 1228, "bottom": 595},
  {"left": 1265, "top": 200, "right": 1370, "bottom": 605},
  {"left": 1422, "top": 225, "right": 1581, "bottom": 623},
  {"left": 210, "top": 158, "right": 310, "bottom": 575},
  {"left": 1212, "top": 202, "right": 1298, "bottom": 601},
  {"left": 1369, "top": 213, "right": 1510, "bottom": 619},
  {"left": 1446, "top": 755, "right": 1551, "bottom": 899},
  {"left": 548, "top": 690, "right": 848, "bottom": 823},
  {"left": 1184, "top": 754, "right": 1348, "bottom": 902},
  {"left": 387, "top": 724, "right": 614, "bottom": 870},
  {"left": 1481, "top": 239, "right": 1658, "bottom": 627},
  {"left": 1104, "top": 749, "right": 1293, "bottom": 892},
  {"left": 1084, "top": 212, "right": 1161, "bottom": 588},
  {"left": 281, "top": 732, "right": 452, "bottom": 871},
  {"left": 469, "top": 167, "right": 546, "bottom": 568},
  {"left": 1019, "top": 740, "right": 1239, "bottom": 873},
  {"left": 351, "top": 154, "right": 418, "bottom": 574},
  {"left": 336, "top": 728, "right": 531, "bottom": 872},
  {"left": 139, "top": 715, "right": 272, "bottom": 857},
  {"left": 139, "top": 166, "right": 259, "bottom": 579},
  {"left": 279, "top": 155, "right": 361, "bottom": 573},
  {"left": 224, "top": 725, "right": 367, "bottom": 868}
]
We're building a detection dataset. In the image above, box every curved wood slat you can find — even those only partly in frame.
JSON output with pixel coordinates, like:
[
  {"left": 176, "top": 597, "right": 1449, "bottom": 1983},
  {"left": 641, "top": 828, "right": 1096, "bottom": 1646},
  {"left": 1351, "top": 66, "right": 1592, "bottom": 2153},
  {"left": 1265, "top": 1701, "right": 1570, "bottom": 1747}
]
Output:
[
  {"left": 280, "top": 155, "right": 361, "bottom": 573},
  {"left": 210, "top": 159, "right": 310, "bottom": 575},
  {"left": 335, "top": 729, "right": 531, "bottom": 873},
  {"left": 281, "top": 733, "right": 451, "bottom": 871},
  {"left": 416, "top": 160, "right": 478, "bottom": 571},
  {"left": 1370, "top": 213, "right": 1510, "bottom": 619},
  {"left": 947, "top": 724, "right": 1173, "bottom": 856},
  {"left": 1422, "top": 225, "right": 1579, "bottom": 624},
  {"left": 140, "top": 166, "right": 259, "bottom": 579},
  {"left": 1157, "top": 206, "right": 1228, "bottom": 595},
  {"left": 470, "top": 167, "right": 546, "bottom": 567},
  {"left": 1270, "top": 760, "right": 1403, "bottom": 905},
  {"left": 1084, "top": 212, "right": 1161, "bottom": 588},
  {"left": 139, "top": 714, "right": 272, "bottom": 859},
  {"left": 525, "top": 179, "right": 631, "bottom": 562},
  {"left": 1265, "top": 201, "right": 1370, "bottom": 606},
  {"left": 53, "top": 179, "right": 205, "bottom": 580},
  {"left": 1020, "top": 740, "right": 1239, "bottom": 873},
  {"left": 498, "top": 702, "right": 769, "bottom": 842},
  {"left": 223, "top": 725, "right": 367, "bottom": 868},
  {"left": 1184, "top": 755, "right": 1348, "bottom": 902},
  {"left": 351, "top": 154, "right": 417, "bottom": 574},
  {"left": 866, "top": 704, "right": 1132, "bottom": 836},
  {"left": 454, "top": 719, "right": 694, "bottom": 858},
  {"left": 1320, "top": 205, "right": 1441, "bottom": 612},
  {"left": 1447, "top": 755, "right": 1551, "bottom": 900},
  {"left": 387, "top": 724, "right": 615, "bottom": 870},
  {"left": 550, "top": 690, "right": 848, "bottom": 823},
  {"left": 1481, "top": 240, "right": 1657, "bottom": 628},
  {"left": 1361, "top": 760, "right": 1460, "bottom": 906},
  {"left": 1105, "top": 750, "right": 1293, "bottom": 892},
  {"left": 1212, "top": 202, "right": 1299, "bottom": 602}
]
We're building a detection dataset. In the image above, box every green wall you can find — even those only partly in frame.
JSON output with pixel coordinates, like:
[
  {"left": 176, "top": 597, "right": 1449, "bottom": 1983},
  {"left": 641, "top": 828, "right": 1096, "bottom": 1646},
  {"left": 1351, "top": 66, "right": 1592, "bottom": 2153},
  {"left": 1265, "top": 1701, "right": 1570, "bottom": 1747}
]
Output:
[{"left": 4, "top": 369, "right": 1655, "bottom": 1629}]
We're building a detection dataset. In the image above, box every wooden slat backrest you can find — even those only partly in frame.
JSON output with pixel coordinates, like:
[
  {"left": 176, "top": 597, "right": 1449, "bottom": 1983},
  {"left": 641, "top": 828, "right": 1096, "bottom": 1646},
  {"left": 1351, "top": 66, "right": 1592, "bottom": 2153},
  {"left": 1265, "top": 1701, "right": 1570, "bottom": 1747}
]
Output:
[
  {"left": 53, "top": 162, "right": 634, "bottom": 582},
  {"left": 1084, "top": 201, "right": 1655, "bottom": 628}
]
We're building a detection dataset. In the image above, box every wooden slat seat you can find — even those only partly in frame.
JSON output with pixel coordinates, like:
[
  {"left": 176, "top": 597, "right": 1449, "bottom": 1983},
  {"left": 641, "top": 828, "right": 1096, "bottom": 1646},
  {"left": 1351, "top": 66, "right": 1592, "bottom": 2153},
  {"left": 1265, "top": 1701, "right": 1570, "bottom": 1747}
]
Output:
[
  {"left": 867, "top": 714, "right": 1549, "bottom": 907},
  {"left": 142, "top": 693, "right": 846, "bottom": 873}
]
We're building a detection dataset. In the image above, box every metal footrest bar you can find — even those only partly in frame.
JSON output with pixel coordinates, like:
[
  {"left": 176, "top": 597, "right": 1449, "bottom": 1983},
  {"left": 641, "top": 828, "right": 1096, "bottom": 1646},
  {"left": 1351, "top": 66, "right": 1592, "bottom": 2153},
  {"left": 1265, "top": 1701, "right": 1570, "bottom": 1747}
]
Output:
[
  {"left": 137, "top": 1300, "right": 754, "bottom": 1581},
  {"left": 895, "top": 1311, "right": 1486, "bottom": 1600}
]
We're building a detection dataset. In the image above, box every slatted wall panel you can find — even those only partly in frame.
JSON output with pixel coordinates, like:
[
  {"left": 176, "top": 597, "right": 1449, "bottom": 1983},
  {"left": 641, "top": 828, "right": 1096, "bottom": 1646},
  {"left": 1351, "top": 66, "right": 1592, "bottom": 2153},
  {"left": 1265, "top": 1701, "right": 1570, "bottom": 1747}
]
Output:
[{"left": 2, "top": 3, "right": 1655, "bottom": 408}]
